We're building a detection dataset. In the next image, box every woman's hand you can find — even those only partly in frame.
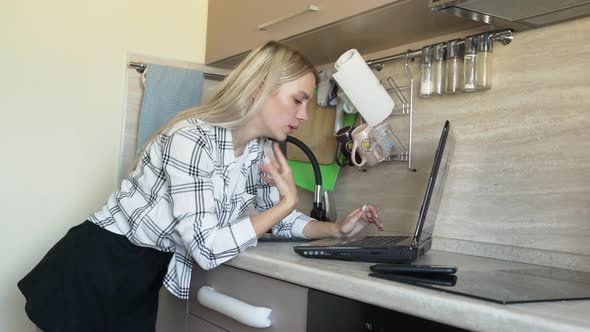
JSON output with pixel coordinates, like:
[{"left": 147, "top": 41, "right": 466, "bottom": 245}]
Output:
[
  {"left": 259, "top": 142, "right": 298, "bottom": 210},
  {"left": 334, "top": 205, "right": 383, "bottom": 238}
]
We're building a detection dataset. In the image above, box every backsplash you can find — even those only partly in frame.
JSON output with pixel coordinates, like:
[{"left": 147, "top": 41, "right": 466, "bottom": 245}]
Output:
[
  {"left": 123, "top": 20, "right": 589, "bottom": 272},
  {"left": 297, "top": 17, "right": 590, "bottom": 271}
]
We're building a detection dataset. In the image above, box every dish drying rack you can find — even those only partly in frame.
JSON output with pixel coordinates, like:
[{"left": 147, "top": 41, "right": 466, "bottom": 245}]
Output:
[{"left": 379, "top": 53, "right": 416, "bottom": 172}]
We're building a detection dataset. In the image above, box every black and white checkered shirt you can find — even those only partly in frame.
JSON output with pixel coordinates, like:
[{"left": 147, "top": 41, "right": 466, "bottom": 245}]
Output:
[{"left": 90, "top": 119, "right": 311, "bottom": 299}]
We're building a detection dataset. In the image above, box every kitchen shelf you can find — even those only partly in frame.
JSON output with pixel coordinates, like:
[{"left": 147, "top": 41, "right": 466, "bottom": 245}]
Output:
[
  {"left": 370, "top": 28, "right": 514, "bottom": 171},
  {"left": 379, "top": 52, "right": 415, "bottom": 171}
]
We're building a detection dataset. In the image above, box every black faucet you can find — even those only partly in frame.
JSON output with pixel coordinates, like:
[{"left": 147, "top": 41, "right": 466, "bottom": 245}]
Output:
[
  {"left": 284, "top": 136, "right": 336, "bottom": 222},
  {"left": 258, "top": 137, "right": 336, "bottom": 242}
]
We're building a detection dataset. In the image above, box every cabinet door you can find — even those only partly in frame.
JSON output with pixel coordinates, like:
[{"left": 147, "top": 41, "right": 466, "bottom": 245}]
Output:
[
  {"left": 206, "top": 0, "right": 400, "bottom": 64},
  {"left": 189, "top": 265, "right": 308, "bottom": 332},
  {"left": 156, "top": 288, "right": 188, "bottom": 332},
  {"left": 188, "top": 314, "right": 229, "bottom": 332}
]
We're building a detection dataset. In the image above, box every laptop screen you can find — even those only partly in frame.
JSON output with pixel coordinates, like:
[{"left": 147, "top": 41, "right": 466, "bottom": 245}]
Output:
[{"left": 413, "top": 121, "right": 455, "bottom": 244}]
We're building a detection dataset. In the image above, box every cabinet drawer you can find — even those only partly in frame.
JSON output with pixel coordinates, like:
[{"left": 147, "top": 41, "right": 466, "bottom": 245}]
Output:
[
  {"left": 206, "top": 0, "right": 400, "bottom": 64},
  {"left": 188, "top": 314, "right": 229, "bottom": 332},
  {"left": 156, "top": 288, "right": 188, "bottom": 332},
  {"left": 189, "top": 265, "right": 308, "bottom": 332}
]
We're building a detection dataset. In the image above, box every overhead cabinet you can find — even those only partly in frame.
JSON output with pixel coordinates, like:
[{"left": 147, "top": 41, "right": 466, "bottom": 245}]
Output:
[
  {"left": 205, "top": 0, "right": 484, "bottom": 68},
  {"left": 205, "top": 0, "right": 400, "bottom": 65}
]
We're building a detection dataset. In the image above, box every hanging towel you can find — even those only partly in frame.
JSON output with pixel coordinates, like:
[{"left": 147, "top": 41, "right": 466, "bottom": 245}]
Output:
[{"left": 136, "top": 64, "right": 204, "bottom": 152}]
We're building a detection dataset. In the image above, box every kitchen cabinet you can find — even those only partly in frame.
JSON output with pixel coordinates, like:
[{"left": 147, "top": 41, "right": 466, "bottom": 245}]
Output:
[
  {"left": 205, "top": 0, "right": 484, "bottom": 68},
  {"left": 187, "top": 264, "right": 466, "bottom": 332},
  {"left": 188, "top": 315, "right": 229, "bottom": 332},
  {"left": 180, "top": 241, "right": 590, "bottom": 332},
  {"left": 205, "top": 0, "right": 400, "bottom": 65},
  {"left": 155, "top": 288, "right": 188, "bottom": 332},
  {"left": 189, "top": 265, "right": 308, "bottom": 332}
]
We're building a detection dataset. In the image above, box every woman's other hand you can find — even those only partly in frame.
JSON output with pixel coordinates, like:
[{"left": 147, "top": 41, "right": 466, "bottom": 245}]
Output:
[
  {"left": 259, "top": 142, "right": 298, "bottom": 210},
  {"left": 335, "top": 205, "right": 383, "bottom": 238}
]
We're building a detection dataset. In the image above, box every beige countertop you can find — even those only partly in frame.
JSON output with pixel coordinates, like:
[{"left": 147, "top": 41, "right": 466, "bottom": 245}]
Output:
[{"left": 225, "top": 243, "right": 590, "bottom": 332}]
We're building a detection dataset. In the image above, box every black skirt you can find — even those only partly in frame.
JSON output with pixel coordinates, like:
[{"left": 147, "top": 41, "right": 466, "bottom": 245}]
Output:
[{"left": 17, "top": 220, "right": 173, "bottom": 332}]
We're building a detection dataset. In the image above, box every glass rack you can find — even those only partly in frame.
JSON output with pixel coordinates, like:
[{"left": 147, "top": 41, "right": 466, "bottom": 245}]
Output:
[{"left": 379, "top": 52, "right": 416, "bottom": 172}]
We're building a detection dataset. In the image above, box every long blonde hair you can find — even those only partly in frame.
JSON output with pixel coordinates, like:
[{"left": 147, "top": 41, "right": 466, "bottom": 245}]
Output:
[{"left": 140, "top": 41, "right": 318, "bottom": 153}]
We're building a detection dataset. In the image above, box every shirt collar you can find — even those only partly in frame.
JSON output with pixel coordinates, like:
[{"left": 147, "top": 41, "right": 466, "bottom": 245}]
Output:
[{"left": 216, "top": 127, "right": 260, "bottom": 168}]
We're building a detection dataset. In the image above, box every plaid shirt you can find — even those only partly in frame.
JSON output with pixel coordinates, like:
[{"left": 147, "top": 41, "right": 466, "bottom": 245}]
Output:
[{"left": 90, "top": 119, "right": 311, "bottom": 299}]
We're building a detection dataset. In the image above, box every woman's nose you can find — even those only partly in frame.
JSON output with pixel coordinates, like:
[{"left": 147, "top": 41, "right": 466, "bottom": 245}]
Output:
[{"left": 297, "top": 105, "right": 309, "bottom": 121}]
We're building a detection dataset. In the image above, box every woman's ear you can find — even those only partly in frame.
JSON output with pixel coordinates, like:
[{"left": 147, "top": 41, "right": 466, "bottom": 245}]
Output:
[{"left": 251, "top": 80, "right": 266, "bottom": 101}]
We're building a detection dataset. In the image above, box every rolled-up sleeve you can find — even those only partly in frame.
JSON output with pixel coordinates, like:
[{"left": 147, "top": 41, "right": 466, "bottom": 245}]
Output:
[{"left": 164, "top": 129, "right": 257, "bottom": 270}]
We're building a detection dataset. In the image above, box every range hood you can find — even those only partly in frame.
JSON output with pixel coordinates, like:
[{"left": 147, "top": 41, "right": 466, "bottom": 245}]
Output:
[{"left": 429, "top": 0, "right": 590, "bottom": 30}]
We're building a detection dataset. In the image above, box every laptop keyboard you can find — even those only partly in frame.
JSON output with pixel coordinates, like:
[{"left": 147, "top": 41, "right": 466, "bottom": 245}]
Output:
[{"left": 349, "top": 236, "right": 407, "bottom": 246}]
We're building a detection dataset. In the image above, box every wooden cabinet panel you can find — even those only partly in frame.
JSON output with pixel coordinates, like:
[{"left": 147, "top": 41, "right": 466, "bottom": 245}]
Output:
[
  {"left": 205, "top": 0, "right": 484, "bottom": 68},
  {"left": 189, "top": 265, "right": 308, "bottom": 332},
  {"left": 156, "top": 288, "right": 188, "bottom": 332},
  {"left": 206, "top": 0, "right": 400, "bottom": 64},
  {"left": 188, "top": 314, "right": 230, "bottom": 332}
]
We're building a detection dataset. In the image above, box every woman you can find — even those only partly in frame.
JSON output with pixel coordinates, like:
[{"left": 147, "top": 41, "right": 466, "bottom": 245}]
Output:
[{"left": 18, "top": 41, "right": 383, "bottom": 332}]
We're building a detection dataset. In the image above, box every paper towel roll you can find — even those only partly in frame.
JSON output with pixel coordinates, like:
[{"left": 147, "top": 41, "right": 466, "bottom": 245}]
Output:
[
  {"left": 333, "top": 49, "right": 394, "bottom": 127},
  {"left": 197, "top": 286, "right": 272, "bottom": 328}
]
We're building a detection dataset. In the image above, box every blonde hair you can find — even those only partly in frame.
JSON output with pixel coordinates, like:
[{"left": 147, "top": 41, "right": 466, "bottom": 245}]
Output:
[{"left": 140, "top": 41, "right": 318, "bottom": 153}]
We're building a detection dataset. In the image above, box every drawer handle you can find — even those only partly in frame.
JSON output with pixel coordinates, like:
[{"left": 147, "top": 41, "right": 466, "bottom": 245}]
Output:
[
  {"left": 257, "top": 5, "right": 320, "bottom": 31},
  {"left": 197, "top": 286, "right": 272, "bottom": 328}
]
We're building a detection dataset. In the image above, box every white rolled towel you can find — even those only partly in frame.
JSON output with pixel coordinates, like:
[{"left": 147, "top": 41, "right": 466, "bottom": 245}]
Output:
[
  {"left": 333, "top": 49, "right": 394, "bottom": 127},
  {"left": 197, "top": 286, "right": 272, "bottom": 328}
]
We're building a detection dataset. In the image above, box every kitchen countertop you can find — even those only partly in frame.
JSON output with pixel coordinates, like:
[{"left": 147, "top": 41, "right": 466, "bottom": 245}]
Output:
[{"left": 224, "top": 242, "right": 590, "bottom": 332}]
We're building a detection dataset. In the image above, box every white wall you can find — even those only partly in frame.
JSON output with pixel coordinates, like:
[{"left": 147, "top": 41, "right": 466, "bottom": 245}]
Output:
[{"left": 0, "top": 0, "right": 208, "bottom": 330}]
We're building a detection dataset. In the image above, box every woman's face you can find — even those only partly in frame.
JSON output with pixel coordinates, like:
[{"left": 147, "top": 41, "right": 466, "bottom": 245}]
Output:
[{"left": 258, "top": 72, "right": 316, "bottom": 141}]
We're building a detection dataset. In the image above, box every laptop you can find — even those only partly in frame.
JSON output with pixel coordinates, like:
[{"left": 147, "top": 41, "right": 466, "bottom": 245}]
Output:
[{"left": 293, "top": 120, "right": 454, "bottom": 263}]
